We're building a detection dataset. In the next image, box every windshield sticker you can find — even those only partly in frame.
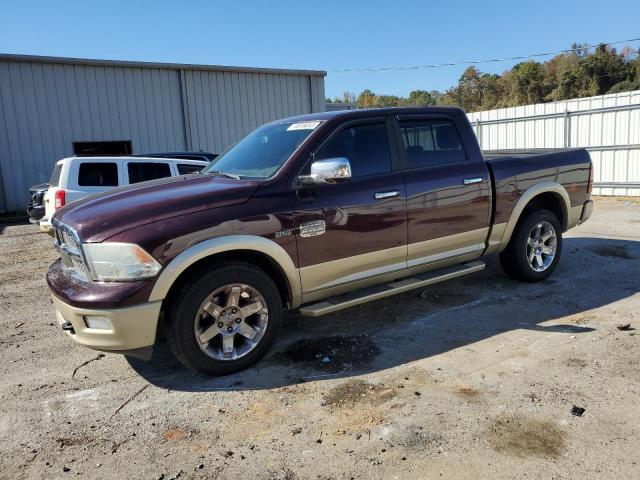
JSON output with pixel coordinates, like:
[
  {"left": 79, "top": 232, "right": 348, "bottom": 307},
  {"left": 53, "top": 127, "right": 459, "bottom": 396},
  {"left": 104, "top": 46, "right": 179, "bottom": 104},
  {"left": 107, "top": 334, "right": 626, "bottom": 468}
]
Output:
[{"left": 287, "top": 121, "right": 322, "bottom": 131}]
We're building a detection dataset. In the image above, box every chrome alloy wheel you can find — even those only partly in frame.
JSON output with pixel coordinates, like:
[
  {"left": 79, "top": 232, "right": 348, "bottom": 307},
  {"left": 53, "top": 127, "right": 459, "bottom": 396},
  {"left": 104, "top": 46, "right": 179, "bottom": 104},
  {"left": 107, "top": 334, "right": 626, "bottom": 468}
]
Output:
[
  {"left": 194, "top": 283, "right": 269, "bottom": 361},
  {"left": 526, "top": 221, "right": 558, "bottom": 272}
]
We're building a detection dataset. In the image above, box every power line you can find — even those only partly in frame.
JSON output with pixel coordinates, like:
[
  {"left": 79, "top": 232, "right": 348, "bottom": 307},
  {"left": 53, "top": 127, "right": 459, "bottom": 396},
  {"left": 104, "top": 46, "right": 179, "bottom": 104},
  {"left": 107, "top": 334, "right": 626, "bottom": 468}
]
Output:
[{"left": 330, "top": 37, "right": 640, "bottom": 73}]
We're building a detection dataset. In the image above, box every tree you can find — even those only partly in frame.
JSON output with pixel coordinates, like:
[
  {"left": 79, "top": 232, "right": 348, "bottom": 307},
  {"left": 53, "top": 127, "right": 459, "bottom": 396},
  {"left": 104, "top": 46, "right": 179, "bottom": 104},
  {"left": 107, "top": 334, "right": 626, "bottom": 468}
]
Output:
[
  {"left": 349, "top": 42, "right": 639, "bottom": 112},
  {"left": 356, "top": 89, "right": 377, "bottom": 109},
  {"left": 545, "top": 51, "right": 582, "bottom": 101},
  {"left": 443, "top": 66, "right": 484, "bottom": 111},
  {"left": 406, "top": 90, "right": 436, "bottom": 106},
  {"left": 437, "top": 67, "right": 509, "bottom": 111},
  {"left": 341, "top": 91, "right": 356, "bottom": 104},
  {"left": 608, "top": 79, "right": 640, "bottom": 93},
  {"left": 509, "top": 61, "right": 546, "bottom": 105},
  {"left": 579, "top": 44, "right": 629, "bottom": 95}
]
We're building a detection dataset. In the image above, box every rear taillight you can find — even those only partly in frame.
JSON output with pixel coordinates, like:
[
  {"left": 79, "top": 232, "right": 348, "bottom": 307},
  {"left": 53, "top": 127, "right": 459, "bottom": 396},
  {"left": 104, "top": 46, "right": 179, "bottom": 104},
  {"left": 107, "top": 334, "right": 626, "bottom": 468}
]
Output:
[
  {"left": 54, "top": 190, "right": 66, "bottom": 209},
  {"left": 587, "top": 164, "right": 594, "bottom": 194}
]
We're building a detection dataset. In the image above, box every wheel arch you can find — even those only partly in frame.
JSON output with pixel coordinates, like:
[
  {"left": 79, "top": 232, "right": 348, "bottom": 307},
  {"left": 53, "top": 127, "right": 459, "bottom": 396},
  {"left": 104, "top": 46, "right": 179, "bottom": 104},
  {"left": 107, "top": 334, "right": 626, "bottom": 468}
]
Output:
[
  {"left": 149, "top": 235, "right": 302, "bottom": 308},
  {"left": 497, "top": 182, "right": 571, "bottom": 252}
]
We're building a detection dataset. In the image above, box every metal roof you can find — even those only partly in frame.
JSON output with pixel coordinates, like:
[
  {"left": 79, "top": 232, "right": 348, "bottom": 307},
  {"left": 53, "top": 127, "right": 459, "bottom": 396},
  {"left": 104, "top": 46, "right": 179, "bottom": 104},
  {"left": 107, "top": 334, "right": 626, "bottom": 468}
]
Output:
[{"left": 0, "top": 53, "right": 326, "bottom": 77}]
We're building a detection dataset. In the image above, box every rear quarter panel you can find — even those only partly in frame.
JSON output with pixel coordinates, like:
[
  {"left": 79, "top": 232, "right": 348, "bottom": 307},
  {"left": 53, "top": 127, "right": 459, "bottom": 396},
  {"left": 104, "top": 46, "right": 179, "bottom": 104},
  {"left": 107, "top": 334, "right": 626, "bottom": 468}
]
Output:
[{"left": 485, "top": 149, "right": 591, "bottom": 226}]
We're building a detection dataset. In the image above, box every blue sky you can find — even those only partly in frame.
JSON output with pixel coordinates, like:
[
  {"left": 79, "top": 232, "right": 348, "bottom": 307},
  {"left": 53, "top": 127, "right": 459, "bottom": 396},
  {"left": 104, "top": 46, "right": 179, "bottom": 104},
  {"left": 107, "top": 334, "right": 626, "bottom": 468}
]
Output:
[{"left": 1, "top": 0, "right": 639, "bottom": 98}]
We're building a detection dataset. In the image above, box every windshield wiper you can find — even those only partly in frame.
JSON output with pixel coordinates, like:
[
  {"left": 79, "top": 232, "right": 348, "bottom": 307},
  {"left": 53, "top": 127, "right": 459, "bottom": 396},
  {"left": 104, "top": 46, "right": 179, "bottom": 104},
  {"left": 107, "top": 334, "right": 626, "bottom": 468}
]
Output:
[{"left": 203, "top": 170, "right": 241, "bottom": 180}]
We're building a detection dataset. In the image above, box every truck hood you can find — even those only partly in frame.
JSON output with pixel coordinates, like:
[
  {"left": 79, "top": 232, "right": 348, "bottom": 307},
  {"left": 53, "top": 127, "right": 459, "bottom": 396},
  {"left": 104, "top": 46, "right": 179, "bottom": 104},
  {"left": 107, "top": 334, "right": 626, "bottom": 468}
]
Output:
[{"left": 54, "top": 174, "right": 259, "bottom": 242}]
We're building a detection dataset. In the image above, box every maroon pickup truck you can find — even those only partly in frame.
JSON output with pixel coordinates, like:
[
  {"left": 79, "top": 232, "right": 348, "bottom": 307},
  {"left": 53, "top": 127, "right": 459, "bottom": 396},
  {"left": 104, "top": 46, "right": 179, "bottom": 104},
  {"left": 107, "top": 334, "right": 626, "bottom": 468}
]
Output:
[{"left": 47, "top": 107, "right": 594, "bottom": 375}]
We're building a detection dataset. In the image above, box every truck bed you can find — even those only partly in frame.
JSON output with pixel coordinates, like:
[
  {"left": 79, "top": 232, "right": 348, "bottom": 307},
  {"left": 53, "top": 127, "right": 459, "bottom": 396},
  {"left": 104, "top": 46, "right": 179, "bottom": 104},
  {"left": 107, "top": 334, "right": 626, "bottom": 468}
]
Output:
[{"left": 483, "top": 148, "right": 592, "bottom": 229}]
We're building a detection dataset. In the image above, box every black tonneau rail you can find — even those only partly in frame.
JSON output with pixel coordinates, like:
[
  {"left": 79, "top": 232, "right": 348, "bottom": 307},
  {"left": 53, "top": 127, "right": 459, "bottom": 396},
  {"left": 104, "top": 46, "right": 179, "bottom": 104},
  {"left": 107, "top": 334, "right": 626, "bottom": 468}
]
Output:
[{"left": 483, "top": 148, "right": 585, "bottom": 160}]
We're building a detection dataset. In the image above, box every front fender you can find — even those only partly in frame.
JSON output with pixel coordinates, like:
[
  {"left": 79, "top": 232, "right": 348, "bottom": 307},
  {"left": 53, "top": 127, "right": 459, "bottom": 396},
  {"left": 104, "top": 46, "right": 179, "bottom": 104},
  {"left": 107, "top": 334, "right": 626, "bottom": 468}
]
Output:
[{"left": 148, "top": 235, "right": 302, "bottom": 308}]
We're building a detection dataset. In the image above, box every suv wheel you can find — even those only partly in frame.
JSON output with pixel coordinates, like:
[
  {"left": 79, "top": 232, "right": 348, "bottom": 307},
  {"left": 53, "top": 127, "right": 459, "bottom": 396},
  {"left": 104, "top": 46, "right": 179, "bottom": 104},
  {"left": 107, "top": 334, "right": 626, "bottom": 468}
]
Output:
[
  {"left": 499, "top": 209, "right": 563, "bottom": 282},
  {"left": 164, "top": 262, "right": 282, "bottom": 375}
]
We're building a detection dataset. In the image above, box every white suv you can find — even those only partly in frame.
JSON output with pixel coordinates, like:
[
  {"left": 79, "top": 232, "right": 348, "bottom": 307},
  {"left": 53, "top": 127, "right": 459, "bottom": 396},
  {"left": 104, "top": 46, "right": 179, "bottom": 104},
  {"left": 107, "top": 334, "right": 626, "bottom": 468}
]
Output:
[{"left": 40, "top": 156, "right": 208, "bottom": 232}]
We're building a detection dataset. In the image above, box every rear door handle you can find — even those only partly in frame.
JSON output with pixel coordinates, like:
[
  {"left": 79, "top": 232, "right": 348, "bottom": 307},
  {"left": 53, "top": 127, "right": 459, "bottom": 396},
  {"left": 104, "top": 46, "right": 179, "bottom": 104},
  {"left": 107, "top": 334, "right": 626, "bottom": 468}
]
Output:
[
  {"left": 374, "top": 190, "right": 399, "bottom": 200},
  {"left": 463, "top": 177, "right": 484, "bottom": 185}
]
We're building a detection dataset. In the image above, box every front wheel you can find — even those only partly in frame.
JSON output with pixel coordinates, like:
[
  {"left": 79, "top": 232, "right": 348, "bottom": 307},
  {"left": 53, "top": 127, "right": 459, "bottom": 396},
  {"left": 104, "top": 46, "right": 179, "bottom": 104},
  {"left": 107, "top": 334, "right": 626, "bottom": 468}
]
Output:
[
  {"left": 164, "top": 262, "right": 282, "bottom": 375},
  {"left": 499, "top": 209, "right": 563, "bottom": 282}
]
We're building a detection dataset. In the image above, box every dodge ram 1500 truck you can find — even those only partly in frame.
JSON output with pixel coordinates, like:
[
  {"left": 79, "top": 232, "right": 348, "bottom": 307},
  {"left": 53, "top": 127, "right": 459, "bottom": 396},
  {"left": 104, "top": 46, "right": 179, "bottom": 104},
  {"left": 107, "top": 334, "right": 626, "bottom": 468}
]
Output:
[{"left": 47, "top": 107, "right": 594, "bottom": 375}]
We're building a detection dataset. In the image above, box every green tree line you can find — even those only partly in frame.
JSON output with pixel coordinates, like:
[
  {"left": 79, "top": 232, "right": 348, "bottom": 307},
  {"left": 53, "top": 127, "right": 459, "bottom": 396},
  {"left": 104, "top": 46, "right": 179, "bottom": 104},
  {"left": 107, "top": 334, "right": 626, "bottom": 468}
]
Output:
[{"left": 326, "top": 44, "right": 640, "bottom": 112}]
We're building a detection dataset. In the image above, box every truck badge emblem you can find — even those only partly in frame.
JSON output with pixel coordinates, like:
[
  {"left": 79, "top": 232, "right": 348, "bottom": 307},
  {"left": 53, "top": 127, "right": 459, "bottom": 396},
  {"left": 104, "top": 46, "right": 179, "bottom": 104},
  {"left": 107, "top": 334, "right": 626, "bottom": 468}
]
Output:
[
  {"left": 274, "top": 229, "right": 292, "bottom": 238},
  {"left": 299, "top": 220, "right": 326, "bottom": 238}
]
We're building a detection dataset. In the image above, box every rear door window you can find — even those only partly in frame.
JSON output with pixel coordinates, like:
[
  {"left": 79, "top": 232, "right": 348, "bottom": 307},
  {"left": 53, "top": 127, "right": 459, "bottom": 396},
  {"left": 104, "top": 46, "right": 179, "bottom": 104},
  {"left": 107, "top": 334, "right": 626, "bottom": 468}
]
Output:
[
  {"left": 49, "top": 164, "right": 63, "bottom": 186},
  {"left": 78, "top": 162, "right": 119, "bottom": 187},
  {"left": 127, "top": 162, "right": 172, "bottom": 184},
  {"left": 177, "top": 163, "right": 204, "bottom": 175},
  {"left": 399, "top": 119, "right": 467, "bottom": 168},
  {"left": 315, "top": 123, "right": 392, "bottom": 177}
]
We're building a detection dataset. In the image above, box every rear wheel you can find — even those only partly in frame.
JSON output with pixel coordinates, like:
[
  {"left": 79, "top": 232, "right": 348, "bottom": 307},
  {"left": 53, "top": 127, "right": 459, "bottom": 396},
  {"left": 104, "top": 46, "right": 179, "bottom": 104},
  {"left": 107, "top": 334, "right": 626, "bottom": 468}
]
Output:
[
  {"left": 499, "top": 209, "right": 562, "bottom": 282},
  {"left": 164, "top": 262, "right": 282, "bottom": 375}
]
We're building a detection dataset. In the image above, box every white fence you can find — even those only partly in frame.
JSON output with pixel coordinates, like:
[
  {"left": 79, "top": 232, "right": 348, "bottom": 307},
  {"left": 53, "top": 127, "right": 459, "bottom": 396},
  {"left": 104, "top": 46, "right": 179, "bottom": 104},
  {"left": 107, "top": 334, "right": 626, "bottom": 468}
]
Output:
[{"left": 467, "top": 90, "right": 640, "bottom": 196}]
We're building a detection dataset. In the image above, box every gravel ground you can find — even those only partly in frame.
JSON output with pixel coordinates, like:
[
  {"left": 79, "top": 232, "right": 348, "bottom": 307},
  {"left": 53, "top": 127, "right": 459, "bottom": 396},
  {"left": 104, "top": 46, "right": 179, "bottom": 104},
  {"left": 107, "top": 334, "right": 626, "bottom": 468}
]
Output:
[{"left": 0, "top": 197, "right": 639, "bottom": 480}]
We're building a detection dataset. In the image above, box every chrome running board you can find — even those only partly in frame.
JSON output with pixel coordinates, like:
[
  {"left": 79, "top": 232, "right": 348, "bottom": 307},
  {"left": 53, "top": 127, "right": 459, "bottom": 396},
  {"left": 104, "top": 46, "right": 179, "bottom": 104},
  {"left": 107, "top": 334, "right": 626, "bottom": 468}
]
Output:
[{"left": 299, "top": 260, "right": 485, "bottom": 317}]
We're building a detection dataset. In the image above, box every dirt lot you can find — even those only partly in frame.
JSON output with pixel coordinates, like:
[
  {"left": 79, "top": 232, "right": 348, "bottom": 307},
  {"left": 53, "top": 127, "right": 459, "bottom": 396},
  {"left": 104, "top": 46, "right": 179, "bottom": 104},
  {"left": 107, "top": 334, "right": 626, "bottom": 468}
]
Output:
[{"left": 0, "top": 197, "right": 639, "bottom": 479}]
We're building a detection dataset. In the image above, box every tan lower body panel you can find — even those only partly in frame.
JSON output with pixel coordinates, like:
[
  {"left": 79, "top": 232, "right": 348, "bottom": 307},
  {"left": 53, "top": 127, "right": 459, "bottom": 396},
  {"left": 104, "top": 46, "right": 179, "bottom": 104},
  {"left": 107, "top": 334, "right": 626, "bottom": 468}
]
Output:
[
  {"left": 299, "top": 245, "right": 407, "bottom": 294},
  {"left": 568, "top": 205, "right": 583, "bottom": 229},
  {"left": 301, "top": 250, "right": 482, "bottom": 304},
  {"left": 51, "top": 295, "right": 162, "bottom": 351},
  {"left": 484, "top": 223, "right": 507, "bottom": 255},
  {"left": 300, "top": 260, "right": 486, "bottom": 316},
  {"left": 407, "top": 228, "right": 488, "bottom": 267},
  {"left": 300, "top": 229, "right": 487, "bottom": 304}
]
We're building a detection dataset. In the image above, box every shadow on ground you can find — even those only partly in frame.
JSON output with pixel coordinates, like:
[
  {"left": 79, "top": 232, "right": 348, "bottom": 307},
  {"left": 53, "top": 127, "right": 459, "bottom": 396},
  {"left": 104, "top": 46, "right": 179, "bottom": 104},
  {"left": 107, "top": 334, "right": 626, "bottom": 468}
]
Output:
[
  {"left": 0, "top": 218, "right": 30, "bottom": 235},
  {"left": 127, "top": 236, "right": 638, "bottom": 391}
]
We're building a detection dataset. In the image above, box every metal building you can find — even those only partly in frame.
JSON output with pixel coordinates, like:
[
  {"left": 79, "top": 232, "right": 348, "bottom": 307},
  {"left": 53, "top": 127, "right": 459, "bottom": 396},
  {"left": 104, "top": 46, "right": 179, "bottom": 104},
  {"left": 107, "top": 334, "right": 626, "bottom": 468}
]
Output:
[{"left": 0, "top": 54, "right": 326, "bottom": 213}]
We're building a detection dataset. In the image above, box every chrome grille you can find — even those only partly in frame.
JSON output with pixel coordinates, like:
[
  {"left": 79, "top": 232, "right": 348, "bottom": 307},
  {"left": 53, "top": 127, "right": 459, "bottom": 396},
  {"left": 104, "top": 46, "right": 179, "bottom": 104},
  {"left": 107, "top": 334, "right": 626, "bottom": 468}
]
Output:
[{"left": 52, "top": 219, "right": 91, "bottom": 283}]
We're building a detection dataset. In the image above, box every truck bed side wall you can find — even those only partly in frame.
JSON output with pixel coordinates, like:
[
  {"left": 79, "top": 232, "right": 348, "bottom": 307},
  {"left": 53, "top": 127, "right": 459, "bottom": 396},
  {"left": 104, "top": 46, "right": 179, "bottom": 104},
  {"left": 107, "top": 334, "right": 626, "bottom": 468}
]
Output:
[{"left": 486, "top": 149, "right": 591, "bottom": 227}]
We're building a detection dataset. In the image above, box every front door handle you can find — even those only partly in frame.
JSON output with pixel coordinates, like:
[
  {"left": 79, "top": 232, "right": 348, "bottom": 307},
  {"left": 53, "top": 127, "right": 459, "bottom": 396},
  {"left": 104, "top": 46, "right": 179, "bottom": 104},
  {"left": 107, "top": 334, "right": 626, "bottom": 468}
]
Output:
[
  {"left": 374, "top": 190, "right": 399, "bottom": 200},
  {"left": 463, "top": 177, "right": 484, "bottom": 185}
]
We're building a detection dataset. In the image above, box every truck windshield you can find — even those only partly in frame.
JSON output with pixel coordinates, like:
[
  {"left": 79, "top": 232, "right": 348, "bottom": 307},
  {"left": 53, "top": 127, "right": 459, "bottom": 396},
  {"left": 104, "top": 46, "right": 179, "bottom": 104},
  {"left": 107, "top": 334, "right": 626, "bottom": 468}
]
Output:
[{"left": 203, "top": 121, "right": 322, "bottom": 179}]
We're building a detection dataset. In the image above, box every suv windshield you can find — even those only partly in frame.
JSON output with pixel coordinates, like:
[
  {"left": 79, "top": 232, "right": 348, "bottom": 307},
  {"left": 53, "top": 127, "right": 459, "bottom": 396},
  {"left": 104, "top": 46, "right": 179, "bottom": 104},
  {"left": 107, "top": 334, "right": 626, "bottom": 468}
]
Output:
[{"left": 203, "top": 121, "right": 322, "bottom": 178}]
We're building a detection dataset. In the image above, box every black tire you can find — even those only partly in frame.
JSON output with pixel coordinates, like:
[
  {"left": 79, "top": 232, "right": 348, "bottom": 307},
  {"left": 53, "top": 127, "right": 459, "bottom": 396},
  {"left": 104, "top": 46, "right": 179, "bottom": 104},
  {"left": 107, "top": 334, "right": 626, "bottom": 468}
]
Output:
[
  {"left": 499, "top": 208, "right": 563, "bottom": 282},
  {"left": 164, "top": 261, "right": 282, "bottom": 375}
]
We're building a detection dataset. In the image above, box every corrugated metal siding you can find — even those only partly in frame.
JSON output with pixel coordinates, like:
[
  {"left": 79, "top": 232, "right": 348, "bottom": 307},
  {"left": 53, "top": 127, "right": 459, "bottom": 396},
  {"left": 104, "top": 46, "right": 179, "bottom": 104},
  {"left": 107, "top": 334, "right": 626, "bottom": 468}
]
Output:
[
  {"left": 468, "top": 90, "right": 640, "bottom": 197},
  {"left": 0, "top": 56, "right": 326, "bottom": 213},
  {"left": 183, "top": 70, "right": 323, "bottom": 153},
  {"left": 0, "top": 61, "right": 185, "bottom": 212}
]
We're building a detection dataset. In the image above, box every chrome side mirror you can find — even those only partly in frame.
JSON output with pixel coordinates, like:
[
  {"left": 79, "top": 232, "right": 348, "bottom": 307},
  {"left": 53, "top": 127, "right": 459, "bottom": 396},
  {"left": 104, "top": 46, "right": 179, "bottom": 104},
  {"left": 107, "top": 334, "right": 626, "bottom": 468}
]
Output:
[{"left": 298, "top": 157, "right": 352, "bottom": 185}]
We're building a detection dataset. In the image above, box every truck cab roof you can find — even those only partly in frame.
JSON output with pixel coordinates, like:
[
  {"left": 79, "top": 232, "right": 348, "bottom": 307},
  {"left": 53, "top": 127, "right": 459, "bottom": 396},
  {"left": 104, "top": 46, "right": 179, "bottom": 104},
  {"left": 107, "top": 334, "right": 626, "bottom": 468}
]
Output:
[{"left": 279, "top": 106, "right": 467, "bottom": 124}]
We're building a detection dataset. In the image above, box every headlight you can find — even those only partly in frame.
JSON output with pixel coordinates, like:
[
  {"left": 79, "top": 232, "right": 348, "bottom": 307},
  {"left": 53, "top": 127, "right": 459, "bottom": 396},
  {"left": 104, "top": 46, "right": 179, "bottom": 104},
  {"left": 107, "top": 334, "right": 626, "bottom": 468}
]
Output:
[{"left": 83, "top": 243, "right": 162, "bottom": 281}]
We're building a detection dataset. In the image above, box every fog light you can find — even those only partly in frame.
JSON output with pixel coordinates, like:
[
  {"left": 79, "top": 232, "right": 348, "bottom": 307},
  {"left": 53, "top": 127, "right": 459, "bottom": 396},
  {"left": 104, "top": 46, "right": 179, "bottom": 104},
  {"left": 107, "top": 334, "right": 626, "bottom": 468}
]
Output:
[{"left": 83, "top": 315, "right": 113, "bottom": 330}]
